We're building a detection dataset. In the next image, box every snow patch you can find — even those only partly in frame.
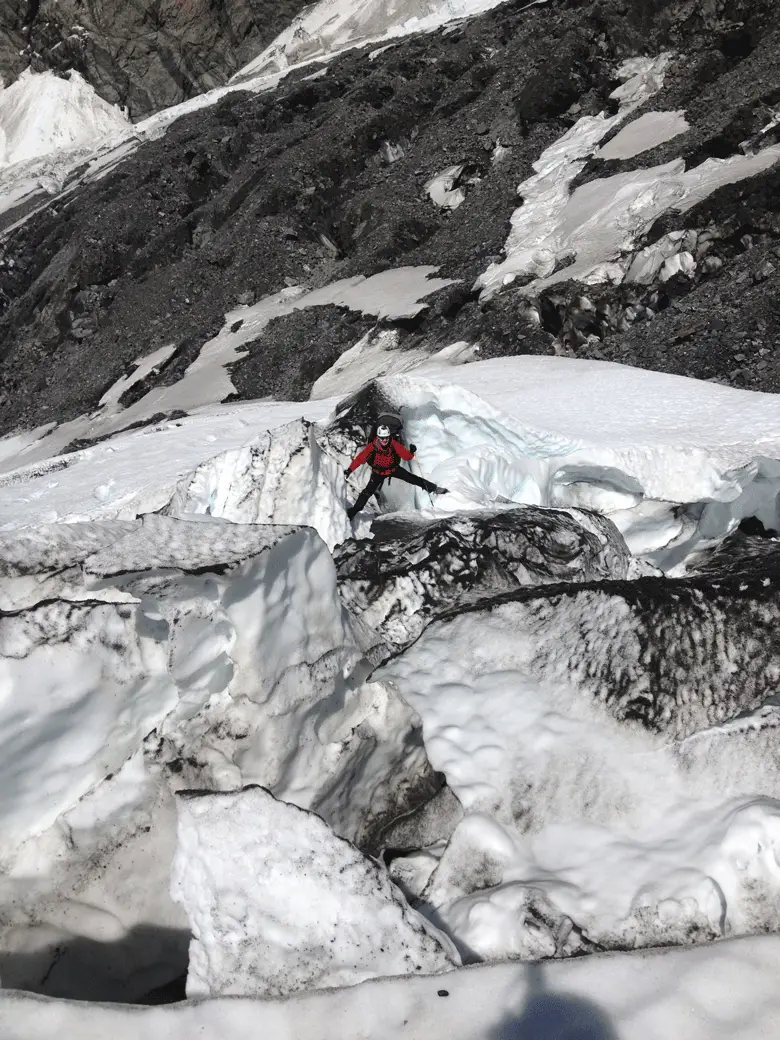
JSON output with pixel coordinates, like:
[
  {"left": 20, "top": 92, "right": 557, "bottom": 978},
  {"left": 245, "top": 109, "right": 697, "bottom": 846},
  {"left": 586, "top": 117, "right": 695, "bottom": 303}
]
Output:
[
  {"left": 476, "top": 54, "right": 780, "bottom": 297},
  {"left": 597, "top": 109, "right": 689, "bottom": 160},
  {"left": 0, "top": 266, "right": 455, "bottom": 468},
  {"left": 98, "top": 344, "right": 177, "bottom": 410},
  {"left": 476, "top": 54, "right": 675, "bottom": 295}
]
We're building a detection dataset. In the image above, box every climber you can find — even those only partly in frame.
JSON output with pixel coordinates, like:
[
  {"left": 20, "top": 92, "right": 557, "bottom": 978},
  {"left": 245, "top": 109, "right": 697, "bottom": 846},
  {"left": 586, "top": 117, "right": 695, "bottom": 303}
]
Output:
[{"left": 344, "top": 424, "right": 448, "bottom": 520}]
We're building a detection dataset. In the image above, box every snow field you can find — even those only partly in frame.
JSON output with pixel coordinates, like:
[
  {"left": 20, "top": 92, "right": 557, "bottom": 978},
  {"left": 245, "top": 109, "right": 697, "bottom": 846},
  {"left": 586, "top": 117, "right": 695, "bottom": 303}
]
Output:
[{"left": 2, "top": 933, "right": 780, "bottom": 1039}]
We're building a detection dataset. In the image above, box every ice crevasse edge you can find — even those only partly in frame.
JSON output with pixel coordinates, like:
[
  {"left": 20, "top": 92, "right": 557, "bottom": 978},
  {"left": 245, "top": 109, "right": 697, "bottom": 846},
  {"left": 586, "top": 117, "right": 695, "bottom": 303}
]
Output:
[
  {"left": 321, "top": 357, "right": 780, "bottom": 570},
  {"left": 5, "top": 357, "right": 780, "bottom": 572}
]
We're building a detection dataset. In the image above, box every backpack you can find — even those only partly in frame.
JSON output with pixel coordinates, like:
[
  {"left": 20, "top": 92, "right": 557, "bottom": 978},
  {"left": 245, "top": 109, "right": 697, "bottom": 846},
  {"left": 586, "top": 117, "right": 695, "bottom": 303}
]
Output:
[{"left": 369, "top": 411, "right": 405, "bottom": 446}]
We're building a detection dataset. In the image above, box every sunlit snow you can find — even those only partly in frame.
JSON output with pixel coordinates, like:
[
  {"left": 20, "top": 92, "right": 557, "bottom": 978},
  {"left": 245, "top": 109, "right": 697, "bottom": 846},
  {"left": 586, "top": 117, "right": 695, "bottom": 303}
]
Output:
[
  {"left": 0, "top": 70, "right": 131, "bottom": 169},
  {"left": 597, "top": 109, "right": 690, "bottom": 160},
  {"left": 234, "top": 0, "right": 550, "bottom": 83},
  {"left": 3, "top": 356, "right": 780, "bottom": 571},
  {"left": 476, "top": 56, "right": 780, "bottom": 296}
]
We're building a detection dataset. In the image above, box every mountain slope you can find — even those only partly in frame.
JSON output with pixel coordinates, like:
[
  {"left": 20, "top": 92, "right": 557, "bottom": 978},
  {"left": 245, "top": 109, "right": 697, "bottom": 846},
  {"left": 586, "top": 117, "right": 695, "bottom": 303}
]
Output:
[
  {"left": 1, "top": 0, "right": 780, "bottom": 450},
  {"left": 0, "top": 0, "right": 310, "bottom": 119}
]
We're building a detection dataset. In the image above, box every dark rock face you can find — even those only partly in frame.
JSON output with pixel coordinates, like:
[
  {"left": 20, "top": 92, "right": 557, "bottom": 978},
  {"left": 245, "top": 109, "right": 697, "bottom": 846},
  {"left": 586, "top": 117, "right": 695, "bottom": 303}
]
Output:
[
  {"left": 2, "top": 0, "right": 780, "bottom": 446},
  {"left": 690, "top": 529, "right": 780, "bottom": 581},
  {"left": 335, "top": 507, "right": 630, "bottom": 650},
  {"left": 0, "top": 0, "right": 309, "bottom": 119},
  {"left": 0, "top": 1, "right": 27, "bottom": 87}
]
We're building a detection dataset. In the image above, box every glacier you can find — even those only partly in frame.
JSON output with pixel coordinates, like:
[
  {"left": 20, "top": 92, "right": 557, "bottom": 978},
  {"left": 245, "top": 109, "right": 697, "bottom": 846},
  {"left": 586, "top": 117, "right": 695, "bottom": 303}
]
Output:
[
  {"left": 2, "top": 0, "right": 780, "bottom": 1029},
  {"left": 0, "top": 514, "right": 437, "bottom": 999},
  {"left": 2, "top": 354, "right": 780, "bottom": 1008},
  {"left": 5, "top": 356, "right": 780, "bottom": 572}
]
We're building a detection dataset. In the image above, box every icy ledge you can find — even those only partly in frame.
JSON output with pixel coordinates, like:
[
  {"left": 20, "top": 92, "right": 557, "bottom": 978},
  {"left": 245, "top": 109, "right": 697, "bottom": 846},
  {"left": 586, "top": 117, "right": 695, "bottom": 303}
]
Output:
[
  {"left": 331, "top": 357, "right": 780, "bottom": 571},
  {"left": 1, "top": 934, "right": 780, "bottom": 1039}
]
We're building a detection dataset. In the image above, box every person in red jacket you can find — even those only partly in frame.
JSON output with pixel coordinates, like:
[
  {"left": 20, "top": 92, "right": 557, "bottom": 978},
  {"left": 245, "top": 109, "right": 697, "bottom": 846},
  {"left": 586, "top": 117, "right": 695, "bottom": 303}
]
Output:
[{"left": 344, "top": 425, "right": 448, "bottom": 520}]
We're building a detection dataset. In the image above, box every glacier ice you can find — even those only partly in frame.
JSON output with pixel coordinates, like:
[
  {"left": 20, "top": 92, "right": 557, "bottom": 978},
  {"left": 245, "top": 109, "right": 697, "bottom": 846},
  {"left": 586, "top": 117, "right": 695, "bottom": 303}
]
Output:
[
  {"left": 1, "top": 355, "right": 780, "bottom": 1004},
  {"left": 335, "top": 506, "right": 630, "bottom": 651},
  {"left": 377, "top": 582, "right": 780, "bottom": 959},
  {"left": 0, "top": 515, "right": 436, "bottom": 999},
  {"left": 171, "top": 785, "right": 458, "bottom": 999},
  {"left": 0, "top": 70, "right": 132, "bottom": 169},
  {"left": 166, "top": 419, "right": 353, "bottom": 551}
]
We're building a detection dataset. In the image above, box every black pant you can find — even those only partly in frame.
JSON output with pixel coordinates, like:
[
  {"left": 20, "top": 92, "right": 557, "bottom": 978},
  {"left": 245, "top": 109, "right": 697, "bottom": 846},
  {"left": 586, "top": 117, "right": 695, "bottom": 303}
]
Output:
[{"left": 349, "top": 467, "right": 437, "bottom": 517}]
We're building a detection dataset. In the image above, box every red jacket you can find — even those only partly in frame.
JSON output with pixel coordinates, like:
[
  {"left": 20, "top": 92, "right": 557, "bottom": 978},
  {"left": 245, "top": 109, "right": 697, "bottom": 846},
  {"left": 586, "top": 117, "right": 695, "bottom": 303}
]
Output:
[{"left": 349, "top": 438, "right": 414, "bottom": 476}]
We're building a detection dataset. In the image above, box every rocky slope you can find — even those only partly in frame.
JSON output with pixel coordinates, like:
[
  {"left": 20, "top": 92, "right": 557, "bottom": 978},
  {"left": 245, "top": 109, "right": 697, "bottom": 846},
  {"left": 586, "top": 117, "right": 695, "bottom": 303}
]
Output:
[
  {"left": 0, "top": 0, "right": 307, "bottom": 119},
  {"left": 1, "top": 0, "right": 780, "bottom": 444}
]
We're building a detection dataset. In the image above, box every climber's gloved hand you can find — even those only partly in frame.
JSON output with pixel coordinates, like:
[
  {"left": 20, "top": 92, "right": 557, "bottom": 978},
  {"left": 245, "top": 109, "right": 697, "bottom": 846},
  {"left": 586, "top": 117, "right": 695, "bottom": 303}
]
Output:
[
  {"left": 409, "top": 443, "right": 417, "bottom": 454},
  {"left": 343, "top": 468, "right": 351, "bottom": 480}
]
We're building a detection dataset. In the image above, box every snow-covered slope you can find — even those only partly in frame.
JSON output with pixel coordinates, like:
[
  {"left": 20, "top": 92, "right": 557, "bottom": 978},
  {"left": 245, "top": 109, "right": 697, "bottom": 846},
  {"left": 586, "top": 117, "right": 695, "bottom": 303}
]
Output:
[
  {"left": 4, "top": 356, "right": 780, "bottom": 574},
  {"left": 0, "top": 70, "right": 132, "bottom": 169}
]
